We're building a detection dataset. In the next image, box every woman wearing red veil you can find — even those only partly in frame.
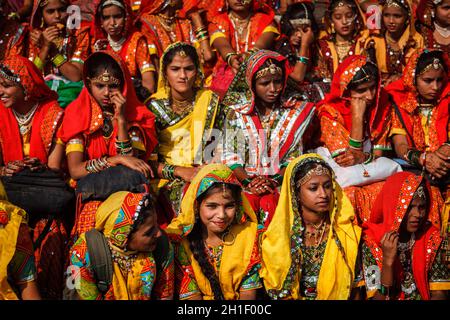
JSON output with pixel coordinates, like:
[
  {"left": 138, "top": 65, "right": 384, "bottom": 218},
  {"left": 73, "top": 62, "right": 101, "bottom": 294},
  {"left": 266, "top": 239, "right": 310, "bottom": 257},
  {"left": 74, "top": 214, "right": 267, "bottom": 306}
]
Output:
[
  {"left": 361, "top": 172, "right": 449, "bottom": 299},
  {"left": 0, "top": 56, "right": 66, "bottom": 299},
  {"left": 316, "top": 55, "right": 401, "bottom": 224},
  {"left": 58, "top": 51, "right": 157, "bottom": 240}
]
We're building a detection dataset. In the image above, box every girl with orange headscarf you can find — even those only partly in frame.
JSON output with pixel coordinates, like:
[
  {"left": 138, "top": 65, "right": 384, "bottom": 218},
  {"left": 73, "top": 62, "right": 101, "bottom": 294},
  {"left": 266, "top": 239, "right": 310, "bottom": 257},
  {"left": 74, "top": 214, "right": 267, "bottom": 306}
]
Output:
[
  {"left": 0, "top": 56, "right": 67, "bottom": 299},
  {"left": 361, "top": 172, "right": 449, "bottom": 299}
]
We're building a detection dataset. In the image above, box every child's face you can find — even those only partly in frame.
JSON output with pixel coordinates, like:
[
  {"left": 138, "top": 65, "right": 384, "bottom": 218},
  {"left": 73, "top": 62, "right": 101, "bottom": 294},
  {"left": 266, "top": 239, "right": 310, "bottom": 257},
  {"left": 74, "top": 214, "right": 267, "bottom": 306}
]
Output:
[{"left": 42, "top": 0, "right": 67, "bottom": 27}]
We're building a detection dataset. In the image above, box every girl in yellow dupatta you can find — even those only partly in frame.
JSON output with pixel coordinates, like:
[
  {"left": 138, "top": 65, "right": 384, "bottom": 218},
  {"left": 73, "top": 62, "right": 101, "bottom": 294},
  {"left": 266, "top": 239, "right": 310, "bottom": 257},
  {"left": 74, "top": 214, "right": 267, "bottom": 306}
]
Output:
[
  {"left": 260, "top": 154, "right": 362, "bottom": 300},
  {"left": 365, "top": 0, "right": 424, "bottom": 86},
  {"left": 165, "top": 164, "right": 262, "bottom": 300},
  {"left": 0, "top": 182, "right": 40, "bottom": 300},
  {"left": 69, "top": 191, "right": 174, "bottom": 300},
  {"left": 146, "top": 42, "right": 222, "bottom": 222}
]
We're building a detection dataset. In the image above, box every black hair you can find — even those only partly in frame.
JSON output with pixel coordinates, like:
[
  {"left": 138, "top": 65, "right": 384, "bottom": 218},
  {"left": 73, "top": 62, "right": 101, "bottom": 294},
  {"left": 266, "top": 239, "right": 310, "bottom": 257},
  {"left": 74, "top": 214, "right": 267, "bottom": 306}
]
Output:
[
  {"left": 162, "top": 43, "right": 200, "bottom": 75},
  {"left": 97, "top": 0, "right": 126, "bottom": 18},
  {"left": 187, "top": 182, "right": 242, "bottom": 300},
  {"left": 85, "top": 53, "right": 125, "bottom": 90},
  {"left": 294, "top": 160, "right": 333, "bottom": 190},
  {"left": 347, "top": 61, "right": 379, "bottom": 91},
  {"left": 415, "top": 50, "right": 448, "bottom": 78},
  {"left": 328, "top": 0, "right": 358, "bottom": 15},
  {"left": 280, "top": 2, "right": 318, "bottom": 37}
]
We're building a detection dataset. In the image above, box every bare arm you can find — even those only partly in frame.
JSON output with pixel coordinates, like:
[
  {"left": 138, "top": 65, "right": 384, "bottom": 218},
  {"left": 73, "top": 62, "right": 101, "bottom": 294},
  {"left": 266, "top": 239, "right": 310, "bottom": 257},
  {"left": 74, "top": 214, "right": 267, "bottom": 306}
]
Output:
[
  {"left": 141, "top": 71, "right": 156, "bottom": 94},
  {"left": 47, "top": 142, "right": 65, "bottom": 171},
  {"left": 239, "top": 289, "right": 257, "bottom": 300}
]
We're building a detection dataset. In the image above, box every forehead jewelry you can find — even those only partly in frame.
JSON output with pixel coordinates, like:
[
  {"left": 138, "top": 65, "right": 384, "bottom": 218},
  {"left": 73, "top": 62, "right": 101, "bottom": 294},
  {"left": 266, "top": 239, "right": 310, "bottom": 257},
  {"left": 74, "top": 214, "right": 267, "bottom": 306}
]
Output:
[
  {"left": 415, "top": 185, "right": 426, "bottom": 200},
  {"left": 297, "top": 164, "right": 332, "bottom": 187},
  {"left": 255, "top": 60, "right": 283, "bottom": 80},
  {"left": 102, "top": 0, "right": 125, "bottom": 9},
  {"left": 419, "top": 58, "right": 444, "bottom": 75},
  {"left": 350, "top": 65, "right": 373, "bottom": 85},
  {"left": 241, "top": 0, "right": 252, "bottom": 5},
  {"left": 222, "top": 183, "right": 228, "bottom": 197},
  {"left": 0, "top": 64, "right": 21, "bottom": 85},
  {"left": 88, "top": 69, "right": 120, "bottom": 85},
  {"left": 178, "top": 49, "right": 187, "bottom": 58}
]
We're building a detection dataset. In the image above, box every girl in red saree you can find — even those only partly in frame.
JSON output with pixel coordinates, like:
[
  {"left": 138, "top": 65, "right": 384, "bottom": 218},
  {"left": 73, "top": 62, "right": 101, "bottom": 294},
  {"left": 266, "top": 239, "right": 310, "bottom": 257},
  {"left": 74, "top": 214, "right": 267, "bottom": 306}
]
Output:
[
  {"left": 316, "top": 55, "right": 401, "bottom": 224},
  {"left": 58, "top": 51, "right": 157, "bottom": 239},
  {"left": 208, "top": 0, "right": 280, "bottom": 98},
  {"left": 361, "top": 172, "right": 449, "bottom": 299},
  {"left": 221, "top": 50, "right": 316, "bottom": 228},
  {"left": 92, "top": 0, "right": 157, "bottom": 98},
  {"left": 0, "top": 56, "right": 67, "bottom": 299},
  {"left": 387, "top": 48, "right": 449, "bottom": 249}
]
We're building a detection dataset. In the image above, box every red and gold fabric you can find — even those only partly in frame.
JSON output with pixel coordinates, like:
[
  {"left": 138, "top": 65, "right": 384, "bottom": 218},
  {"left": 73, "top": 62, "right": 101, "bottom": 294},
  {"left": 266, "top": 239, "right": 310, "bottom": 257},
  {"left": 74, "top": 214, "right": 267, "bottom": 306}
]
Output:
[{"left": 362, "top": 172, "right": 449, "bottom": 299}]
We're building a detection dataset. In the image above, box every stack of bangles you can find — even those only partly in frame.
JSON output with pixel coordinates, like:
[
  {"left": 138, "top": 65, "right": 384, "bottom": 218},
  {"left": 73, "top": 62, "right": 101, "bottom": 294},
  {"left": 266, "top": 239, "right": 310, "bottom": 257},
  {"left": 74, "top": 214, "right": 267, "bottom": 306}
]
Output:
[
  {"left": 296, "top": 55, "right": 309, "bottom": 65},
  {"left": 162, "top": 164, "right": 176, "bottom": 180},
  {"left": 86, "top": 156, "right": 110, "bottom": 173},
  {"left": 225, "top": 52, "right": 238, "bottom": 66},
  {"left": 34, "top": 57, "right": 44, "bottom": 71},
  {"left": 51, "top": 53, "right": 67, "bottom": 68},
  {"left": 404, "top": 148, "right": 423, "bottom": 167},
  {"left": 195, "top": 26, "right": 209, "bottom": 42},
  {"left": 271, "top": 173, "right": 283, "bottom": 186},
  {"left": 115, "top": 139, "right": 133, "bottom": 155},
  {"left": 348, "top": 136, "right": 364, "bottom": 150},
  {"left": 363, "top": 152, "right": 373, "bottom": 164}
]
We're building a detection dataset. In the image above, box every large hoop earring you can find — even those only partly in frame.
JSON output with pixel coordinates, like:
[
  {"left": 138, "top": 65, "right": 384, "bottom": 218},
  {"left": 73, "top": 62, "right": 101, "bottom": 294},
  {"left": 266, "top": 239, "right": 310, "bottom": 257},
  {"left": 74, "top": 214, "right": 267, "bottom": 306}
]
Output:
[{"left": 221, "top": 230, "right": 236, "bottom": 246}]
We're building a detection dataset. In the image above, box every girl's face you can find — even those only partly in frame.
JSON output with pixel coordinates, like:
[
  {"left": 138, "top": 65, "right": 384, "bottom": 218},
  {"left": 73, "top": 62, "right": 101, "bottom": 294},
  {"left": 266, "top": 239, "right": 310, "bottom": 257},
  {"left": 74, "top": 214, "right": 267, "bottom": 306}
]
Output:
[
  {"left": 101, "top": 5, "right": 126, "bottom": 38},
  {"left": 298, "top": 172, "right": 333, "bottom": 215},
  {"left": 416, "top": 66, "right": 446, "bottom": 102},
  {"left": 331, "top": 4, "right": 356, "bottom": 37},
  {"left": 42, "top": 0, "right": 67, "bottom": 27},
  {"left": 348, "top": 79, "right": 377, "bottom": 107},
  {"left": 382, "top": 5, "right": 408, "bottom": 35},
  {"left": 199, "top": 187, "right": 237, "bottom": 237},
  {"left": 435, "top": 0, "right": 450, "bottom": 28},
  {"left": 127, "top": 212, "right": 162, "bottom": 253},
  {"left": 289, "top": 23, "right": 310, "bottom": 47},
  {"left": 165, "top": 54, "right": 197, "bottom": 97},
  {"left": 0, "top": 76, "right": 25, "bottom": 108},
  {"left": 88, "top": 69, "right": 122, "bottom": 108},
  {"left": 227, "top": 0, "right": 252, "bottom": 13},
  {"left": 254, "top": 72, "right": 284, "bottom": 105},
  {"left": 401, "top": 194, "right": 427, "bottom": 234}
]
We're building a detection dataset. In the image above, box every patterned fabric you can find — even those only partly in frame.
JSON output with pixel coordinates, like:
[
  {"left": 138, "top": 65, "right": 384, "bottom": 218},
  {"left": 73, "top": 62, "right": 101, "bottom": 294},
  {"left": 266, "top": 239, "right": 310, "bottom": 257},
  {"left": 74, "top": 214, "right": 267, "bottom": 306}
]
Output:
[
  {"left": 0, "top": 20, "right": 27, "bottom": 62},
  {"left": 8, "top": 224, "right": 36, "bottom": 286},
  {"left": 71, "top": 200, "right": 102, "bottom": 240}
]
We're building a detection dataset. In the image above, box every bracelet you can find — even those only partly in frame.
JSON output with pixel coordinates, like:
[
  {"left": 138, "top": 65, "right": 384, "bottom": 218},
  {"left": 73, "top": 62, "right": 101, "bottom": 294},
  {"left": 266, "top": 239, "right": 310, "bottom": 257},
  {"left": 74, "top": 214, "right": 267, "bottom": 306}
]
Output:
[
  {"left": 272, "top": 173, "right": 283, "bottom": 186},
  {"left": 162, "top": 164, "right": 176, "bottom": 180},
  {"left": 297, "top": 56, "right": 309, "bottom": 65},
  {"left": 241, "top": 178, "right": 252, "bottom": 187},
  {"left": 8, "top": 12, "right": 20, "bottom": 20},
  {"left": 378, "top": 284, "right": 392, "bottom": 300},
  {"left": 34, "top": 56, "right": 44, "bottom": 71},
  {"left": 363, "top": 152, "right": 373, "bottom": 164},
  {"left": 225, "top": 52, "right": 238, "bottom": 66},
  {"left": 51, "top": 54, "right": 67, "bottom": 68},
  {"left": 406, "top": 149, "right": 421, "bottom": 167},
  {"left": 349, "top": 137, "right": 363, "bottom": 149},
  {"left": 194, "top": 25, "right": 207, "bottom": 33},
  {"left": 85, "top": 156, "right": 110, "bottom": 173},
  {"left": 421, "top": 151, "right": 427, "bottom": 176},
  {"left": 195, "top": 30, "right": 208, "bottom": 37}
]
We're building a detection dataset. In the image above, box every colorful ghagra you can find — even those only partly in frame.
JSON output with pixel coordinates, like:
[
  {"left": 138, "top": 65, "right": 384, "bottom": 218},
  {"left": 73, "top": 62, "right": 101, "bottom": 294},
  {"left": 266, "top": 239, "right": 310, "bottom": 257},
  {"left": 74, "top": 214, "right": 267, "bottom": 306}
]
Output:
[
  {"left": 260, "top": 154, "right": 362, "bottom": 300},
  {"left": 69, "top": 192, "right": 174, "bottom": 300},
  {"left": 0, "top": 56, "right": 66, "bottom": 300},
  {"left": 361, "top": 172, "right": 450, "bottom": 299},
  {"left": 166, "top": 164, "right": 262, "bottom": 300},
  {"left": 221, "top": 50, "right": 315, "bottom": 227}
]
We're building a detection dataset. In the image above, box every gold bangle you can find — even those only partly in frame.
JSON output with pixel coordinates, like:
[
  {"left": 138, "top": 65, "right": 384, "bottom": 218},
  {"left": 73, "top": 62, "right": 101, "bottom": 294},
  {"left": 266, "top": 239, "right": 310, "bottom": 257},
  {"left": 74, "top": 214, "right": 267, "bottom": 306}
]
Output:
[
  {"left": 34, "top": 56, "right": 44, "bottom": 71},
  {"left": 52, "top": 54, "right": 67, "bottom": 68}
]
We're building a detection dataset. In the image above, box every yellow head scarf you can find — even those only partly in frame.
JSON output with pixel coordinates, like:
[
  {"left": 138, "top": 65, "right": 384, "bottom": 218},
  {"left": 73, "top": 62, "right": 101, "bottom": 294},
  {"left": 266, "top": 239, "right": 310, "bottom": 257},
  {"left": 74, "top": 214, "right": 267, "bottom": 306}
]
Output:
[
  {"left": 166, "top": 164, "right": 259, "bottom": 300},
  {"left": 0, "top": 182, "right": 28, "bottom": 300},
  {"left": 260, "top": 154, "right": 361, "bottom": 300}
]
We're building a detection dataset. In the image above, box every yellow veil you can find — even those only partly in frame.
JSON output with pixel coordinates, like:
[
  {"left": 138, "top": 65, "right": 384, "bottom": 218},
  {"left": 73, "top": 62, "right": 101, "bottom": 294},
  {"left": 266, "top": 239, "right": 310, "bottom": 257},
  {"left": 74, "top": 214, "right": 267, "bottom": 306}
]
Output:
[
  {"left": 166, "top": 164, "right": 259, "bottom": 300},
  {"left": 0, "top": 182, "right": 28, "bottom": 300},
  {"left": 260, "top": 154, "right": 361, "bottom": 300}
]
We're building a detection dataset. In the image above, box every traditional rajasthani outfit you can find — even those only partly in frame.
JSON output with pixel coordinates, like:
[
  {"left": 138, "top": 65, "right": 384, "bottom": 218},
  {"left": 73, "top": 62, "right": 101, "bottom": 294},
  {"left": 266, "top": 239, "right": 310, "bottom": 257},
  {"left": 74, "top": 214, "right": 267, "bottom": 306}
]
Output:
[
  {"left": 137, "top": 0, "right": 198, "bottom": 58},
  {"left": 415, "top": 0, "right": 450, "bottom": 55},
  {"left": 361, "top": 172, "right": 450, "bottom": 299},
  {"left": 220, "top": 50, "right": 316, "bottom": 228},
  {"left": 147, "top": 43, "right": 221, "bottom": 223},
  {"left": 166, "top": 164, "right": 262, "bottom": 300},
  {"left": 316, "top": 55, "right": 401, "bottom": 224},
  {"left": 28, "top": 0, "right": 90, "bottom": 107},
  {"left": 92, "top": 0, "right": 156, "bottom": 100},
  {"left": 0, "top": 183, "right": 37, "bottom": 300},
  {"left": 365, "top": 0, "right": 424, "bottom": 82},
  {"left": 69, "top": 191, "right": 174, "bottom": 300},
  {"left": 386, "top": 48, "right": 449, "bottom": 241},
  {"left": 315, "top": 0, "right": 370, "bottom": 81},
  {"left": 208, "top": 1, "right": 279, "bottom": 98},
  {"left": 0, "top": 57, "right": 67, "bottom": 300},
  {"left": 58, "top": 51, "right": 157, "bottom": 239},
  {"left": 260, "top": 154, "right": 363, "bottom": 300}
]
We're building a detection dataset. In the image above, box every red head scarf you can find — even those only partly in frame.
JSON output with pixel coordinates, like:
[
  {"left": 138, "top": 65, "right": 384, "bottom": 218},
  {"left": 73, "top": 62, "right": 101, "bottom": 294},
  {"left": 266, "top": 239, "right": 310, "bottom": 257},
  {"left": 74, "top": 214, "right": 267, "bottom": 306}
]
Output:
[
  {"left": 0, "top": 56, "right": 62, "bottom": 164},
  {"left": 57, "top": 51, "right": 157, "bottom": 160},
  {"left": 30, "top": 0, "right": 70, "bottom": 30},
  {"left": 317, "top": 55, "right": 390, "bottom": 140},
  {"left": 93, "top": 0, "right": 137, "bottom": 42},
  {"left": 362, "top": 172, "right": 442, "bottom": 300},
  {"left": 385, "top": 49, "right": 450, "bottom": 150}
]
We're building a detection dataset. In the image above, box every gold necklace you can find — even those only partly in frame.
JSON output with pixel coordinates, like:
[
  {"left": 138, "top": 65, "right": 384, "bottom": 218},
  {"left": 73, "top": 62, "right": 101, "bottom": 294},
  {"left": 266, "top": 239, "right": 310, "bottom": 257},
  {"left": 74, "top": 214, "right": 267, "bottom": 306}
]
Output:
[{"left": 171, "top": 96, "right": 194, "bottom": 115}]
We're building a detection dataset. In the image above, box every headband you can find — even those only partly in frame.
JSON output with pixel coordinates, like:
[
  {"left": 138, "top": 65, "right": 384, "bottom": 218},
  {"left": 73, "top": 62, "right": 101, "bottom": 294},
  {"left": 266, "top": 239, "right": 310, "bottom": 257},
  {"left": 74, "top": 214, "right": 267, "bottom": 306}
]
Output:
[
  {"left": 297, "top": 164, "right": 332, "bottom": 187},
  {"left": 102, "top": 0, "right": 125, "bottom": 9},
  {"left": 419, "top": 57, "right": 444, "bottom": 75},
  {"left": 255, "top": 60, "right": 283, "bottom": 80},
  {"left": 87, "top": 69, "right": 120, "bottom": 85}
]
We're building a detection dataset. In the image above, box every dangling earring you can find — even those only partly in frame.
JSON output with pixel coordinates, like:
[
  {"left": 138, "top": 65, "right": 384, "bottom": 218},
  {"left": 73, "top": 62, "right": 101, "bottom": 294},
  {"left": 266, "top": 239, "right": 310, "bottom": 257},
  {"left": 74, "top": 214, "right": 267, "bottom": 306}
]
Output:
[
  {"left": 331, "top": 23, "right": 335, "bottom": 34},
  {"left": 431, "top": 10, "right": 435, "bottom": 18},
  {"left": 24, "top": 95, "right": 28, "bottom": 101},
  {"left": 40, "top": 17, "right": 45, "bottom": 28}
]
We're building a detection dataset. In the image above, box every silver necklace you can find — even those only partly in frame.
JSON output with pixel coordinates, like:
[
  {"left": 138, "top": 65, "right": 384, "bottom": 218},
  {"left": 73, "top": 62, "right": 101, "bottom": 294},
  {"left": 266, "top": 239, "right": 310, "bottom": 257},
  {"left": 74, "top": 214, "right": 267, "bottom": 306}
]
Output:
[
  {"left": 434, "top": 22, "right": 450, "bottom": 38},
  {"left": 398, "top": 233, "right": 415, "bottom": 252},
  {"left": 107, "top": 35, "right": 126, "bottom": 52},
  {"left": 12, "top": 103, "right": 38, "bottom": 135}
]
